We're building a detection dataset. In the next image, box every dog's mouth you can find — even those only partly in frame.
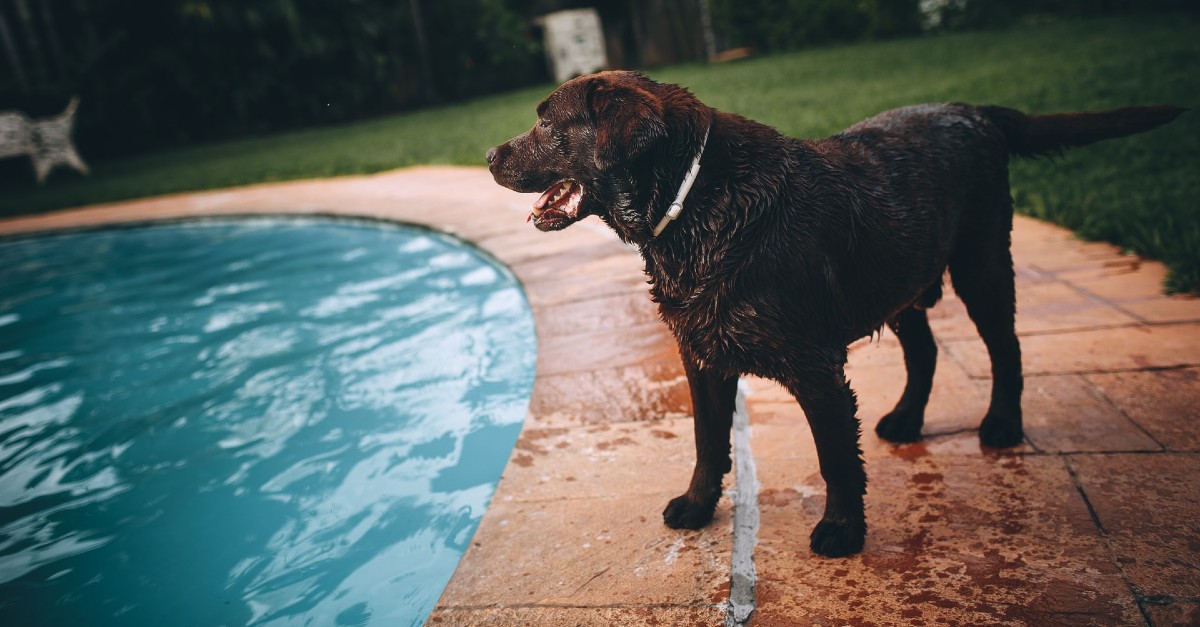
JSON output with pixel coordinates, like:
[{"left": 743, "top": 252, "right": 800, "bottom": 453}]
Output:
[{"left": 528, "top": 180, "right": 585, "bottom": 231}]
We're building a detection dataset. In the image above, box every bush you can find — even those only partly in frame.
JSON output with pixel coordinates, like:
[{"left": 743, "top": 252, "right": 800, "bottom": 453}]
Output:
[
  {"left": 0, "top": 0, "right": 547, "bottom": 159},
  {"left": 712, "top": 0, "right": 1197, "bottom": 52},
  {"left": 712, "top": 0, "right": 922, "bottom": 52}
]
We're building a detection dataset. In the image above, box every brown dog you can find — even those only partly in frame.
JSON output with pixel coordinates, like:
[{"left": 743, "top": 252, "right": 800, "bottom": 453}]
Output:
[{"left": 486, "top": 70, "right": 1182, "bottom": 557}]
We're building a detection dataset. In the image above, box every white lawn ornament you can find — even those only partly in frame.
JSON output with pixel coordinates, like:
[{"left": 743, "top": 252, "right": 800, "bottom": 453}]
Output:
[
  {"left": 538, "top": 9, "right": 608, "bottom": 83},
  {"left": 0, "top": 97, "right": 89, "bottom": 184}
]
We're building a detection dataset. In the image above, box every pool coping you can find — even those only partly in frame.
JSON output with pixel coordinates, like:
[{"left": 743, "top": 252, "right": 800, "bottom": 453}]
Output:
[{"left": 5, "top": 165, "right": 1199, "bottom": 626}]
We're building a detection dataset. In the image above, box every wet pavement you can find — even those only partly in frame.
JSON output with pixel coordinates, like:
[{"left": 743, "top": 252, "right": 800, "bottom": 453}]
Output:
[{"left": 2, "top": 167, "right": 1196, "bottom": 626}]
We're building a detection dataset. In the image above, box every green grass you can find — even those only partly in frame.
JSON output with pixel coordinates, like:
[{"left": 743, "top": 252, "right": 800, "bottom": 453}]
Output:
[{"left": 4, "top": 14, "right": 1198, "bottom": 291}]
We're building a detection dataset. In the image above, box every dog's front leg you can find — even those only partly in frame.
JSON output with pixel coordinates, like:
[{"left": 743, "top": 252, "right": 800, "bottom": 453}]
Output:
[
  {"left": 785, "top": 358, "right": 868, "bottom": 557},
  {"left": 663, "top": 353, "right": 738, "bottom": 530}
]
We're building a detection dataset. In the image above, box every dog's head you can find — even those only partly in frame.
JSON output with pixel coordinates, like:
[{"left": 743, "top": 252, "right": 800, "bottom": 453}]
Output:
[{"left": 486, "top": 71, "right": 708, "bottom": 239}]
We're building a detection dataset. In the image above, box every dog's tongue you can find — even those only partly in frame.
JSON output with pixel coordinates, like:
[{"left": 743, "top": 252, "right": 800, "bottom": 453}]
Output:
[{"left": 534, "top": 181, "right": 568, "bottom": 211}]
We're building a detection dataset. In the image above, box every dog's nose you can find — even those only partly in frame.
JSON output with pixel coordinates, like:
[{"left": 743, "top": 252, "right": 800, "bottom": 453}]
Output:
[{"left": 485, "top": 146, "right": 498, "bottom": 165}]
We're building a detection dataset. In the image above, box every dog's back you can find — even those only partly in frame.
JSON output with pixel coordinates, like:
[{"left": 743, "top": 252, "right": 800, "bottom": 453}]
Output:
[
  {"left": 798, "top": 102, "right": 1184, "bottom": 339},
  {"left": 783, "top": 104, "right": 1013, "bottom": 339},
  {"left": 838, "top": 101, "right": 1185, "bottom": 157}
]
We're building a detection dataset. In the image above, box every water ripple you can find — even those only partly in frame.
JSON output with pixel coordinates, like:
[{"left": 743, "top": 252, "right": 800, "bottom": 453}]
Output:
[{"left": 0, "top": 219, "right": 535, "bottom": 626}]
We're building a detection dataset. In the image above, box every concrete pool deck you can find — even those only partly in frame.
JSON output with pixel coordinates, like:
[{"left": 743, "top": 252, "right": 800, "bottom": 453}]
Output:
[{"left": 1, "top": 166, "right": 1197, "bottom": 626}]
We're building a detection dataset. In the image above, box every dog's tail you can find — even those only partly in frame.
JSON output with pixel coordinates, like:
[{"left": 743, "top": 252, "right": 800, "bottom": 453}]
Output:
[{"left": 978, "top": 104, "right": 1185, "bottom": 159}]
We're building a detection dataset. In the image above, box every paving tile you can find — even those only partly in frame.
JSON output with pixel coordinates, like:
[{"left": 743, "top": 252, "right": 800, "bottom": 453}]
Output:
[
  {"left": 1016, "top": 233, "right": 1133, "bottom": 275},
  {"left": 527, "top": 359, "right": 691, "bottom": 427},
  {"left": 752, "top": 444, "right": 1141, "bottom": 626},
  {"left": 1022, "top": 374, "right": 1161, "bottom": 453},
  {"left": 426, "top": 605, "right": 726, "bottom": 626},
  {"left": 852, "top": 358, "right": 992, "bottom": 440},
  {"left": 1121, "top": 296, "right": 1200, "bottom": 324},
  {"left": 1067, "top": 453, "right": 1200, "bottom": 599},
  {"left": 943, "top": 323, "right": 1200, "bottom": 377},
  {"left": 1010, "top": 214, "right": 1093, "bottom": 257},
  {"left": 1085, "top": 368, "right": 1200, "bottom": 451},
  {"left": 1014, "top": 244, "right": 1124, "bottom": 275},
  {"left": 1015, "top": 281, "right": 1142, "bottom": 331},
  {"left": 1012, "top": 213, "right": 1079, "bottom": 239},
  {"left": 930, "top": 281, "right": 1142, "bottom": 341},
  {"left": 1019, "top": 243, "right": 1132, "bottom": 276},
  {"left": 1059, "top": 258, "right": 1172, "bottom": 302},
  {"left": 748, "top": 348, "right": 992, "bottom": 460},
  {"left": 478, "top": 228, "right": 621, "bottom": 267},
  {"left": 1014, "top": 264, "right": 1057, "bottom": 285},
  {"left": 926, "top": 291, "right": 978, "bottom": 340},
  {"left": 846, "top": 334, "right": 907, "bottom": 370},
  {"left": 518, "top": 265, "right": 648, "bottom": 309},
  {"left": 419, "top": 208, "right": 544, "bottom": 243},
  {"left": 495, "top": 418, "right": 718, "bottom": 502},
  {"left": 532, "top": 291, "right": 663, "bottom": 338},
  {"left": 1146, "top": 600, "right": 1200, "bottom": 627},
  {"left": 435, "top": 494, "right": 732, "bottom": 609},
  {"left": 535, "top": 322, "right": 680, "bottom": 377},
  {"left": 515, "top": 245, "right": 645, "bottom": 284}
]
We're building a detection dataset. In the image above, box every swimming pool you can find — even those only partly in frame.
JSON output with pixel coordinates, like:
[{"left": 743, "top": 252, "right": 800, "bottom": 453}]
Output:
[{"left": 0, "top": 218, "right": 536, "bottom": 626}]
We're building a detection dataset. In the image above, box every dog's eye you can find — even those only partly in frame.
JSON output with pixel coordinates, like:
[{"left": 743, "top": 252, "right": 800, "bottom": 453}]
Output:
[{"left": 538, "top": 119, "right": 551, "bottom": 130}]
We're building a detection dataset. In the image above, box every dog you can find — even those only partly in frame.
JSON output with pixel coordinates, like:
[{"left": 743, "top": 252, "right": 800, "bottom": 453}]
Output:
[
  {"left": 0, "top": 97, "right": 89, "bottom": 184},
  {"left": 486, "top": 70, "right": 1182, "bottom": 557}
]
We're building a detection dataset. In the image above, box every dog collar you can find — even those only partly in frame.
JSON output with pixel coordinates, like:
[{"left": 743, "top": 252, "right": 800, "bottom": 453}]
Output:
[{"left": 652, "top": 126, "right": 710, "bottom": 238}]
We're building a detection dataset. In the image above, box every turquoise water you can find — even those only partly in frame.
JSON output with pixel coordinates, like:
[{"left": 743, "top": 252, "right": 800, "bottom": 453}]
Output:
[{"left": 0, "top": 219, "right": 536, "bottom": 626}]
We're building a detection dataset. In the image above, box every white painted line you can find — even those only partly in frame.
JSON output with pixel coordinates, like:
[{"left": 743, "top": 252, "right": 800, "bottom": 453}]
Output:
[{"left": 726, "top": 380, "right": 759, "bottom": 627}]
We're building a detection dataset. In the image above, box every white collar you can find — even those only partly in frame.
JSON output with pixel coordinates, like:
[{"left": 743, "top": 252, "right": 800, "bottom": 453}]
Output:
[{"left": 651, "top": 126, "right": 711, "bottom": 238}]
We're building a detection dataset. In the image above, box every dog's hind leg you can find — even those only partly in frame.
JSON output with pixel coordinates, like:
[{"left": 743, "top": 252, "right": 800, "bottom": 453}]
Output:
[
  {"left": 663, "top": 354, "right": 738, "bottom": 530},
  {"left": 784, "top": 356, "right": 867, "bottom": 557},
  {"left": 949, "top": 218, "right": 1024, "bottom": 448},
  {"left": 875, "top": 302, "right": 939, "bottom": 443}
]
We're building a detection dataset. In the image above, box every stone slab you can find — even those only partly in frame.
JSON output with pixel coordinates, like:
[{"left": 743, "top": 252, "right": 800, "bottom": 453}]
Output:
[
  {"left": 526, "top": 359, "right": 691, "bottom": 427},
  {"left": 427, "top": 606, "right": 727, "bottom": 626},
  {"left": 1084, "top": 368, "right": 1200, "bottom": 451},
  {"left": 435, "top": 494, "right": 732, "bottom": 609},
  {"left": 495, "top": 418, "right": 722, "bottom": 502},
  {"left": 942, "top": 323, "right": 1200, "bottom": 378},
  {"left": 1022, "top": 374, "right": 1161, "bottom": 453},
  {"left": 535, "top": 323, "right": 680, "bottom": 378},
  {"left": 1068, "top": 453, "right": 1200, "bottom": 599},
  {"left": 752, "top": 443, "right": 1142, "bottom": 626}
]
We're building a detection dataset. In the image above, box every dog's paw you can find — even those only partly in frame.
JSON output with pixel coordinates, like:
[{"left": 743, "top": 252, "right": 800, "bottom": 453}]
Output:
[
  {"left": 809, "top": 518, "right": 866, "bottom": 558},
  {"left": 662, "top": 495, "right": 717, "bottom": 530},
  {"left": 874, "top": 409, "right": 924, "bottom": 443},
  {"left": 979, "top": 412, "right": 1023, "bottom": 449}
]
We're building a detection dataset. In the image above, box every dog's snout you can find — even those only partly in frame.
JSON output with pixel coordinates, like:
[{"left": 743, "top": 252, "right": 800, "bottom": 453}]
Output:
[{"left": 485, "top": 146, "right": 499, "bottom": 165}]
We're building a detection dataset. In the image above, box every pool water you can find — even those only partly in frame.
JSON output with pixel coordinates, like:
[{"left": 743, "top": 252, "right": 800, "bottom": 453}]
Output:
[{"left": 0, "top": 219, "right": 536, "bottom": 626}]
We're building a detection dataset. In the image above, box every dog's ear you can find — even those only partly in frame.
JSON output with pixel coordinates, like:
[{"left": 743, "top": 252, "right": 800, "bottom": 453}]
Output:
[{"left": 587, "top": 73, "right": 667, "bottom": 170}]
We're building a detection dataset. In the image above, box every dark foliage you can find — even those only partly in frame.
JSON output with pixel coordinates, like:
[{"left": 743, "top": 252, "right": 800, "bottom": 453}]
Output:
[
  {"left": 712, "top": 0, "right": 1198, "bottom": 52},
  {"left": 2, "top": 0, "right": 1195, "bottom": 161},
  {"left": 711, "top": 0, "right": 923, "bottom": 52},
  {"left": 0, "top": 0, "right": 547, "bottom": 158}
]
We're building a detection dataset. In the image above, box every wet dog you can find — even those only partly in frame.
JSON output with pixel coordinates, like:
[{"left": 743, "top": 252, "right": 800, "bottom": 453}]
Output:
[{"left": 486, "top": 70, "right": 1182, "bottom": 557}]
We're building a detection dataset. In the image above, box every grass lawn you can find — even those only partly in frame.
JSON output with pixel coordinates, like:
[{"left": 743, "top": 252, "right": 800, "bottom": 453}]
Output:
[{"left": 3, "top": 13, "right": 1198, "bottom": 291}]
